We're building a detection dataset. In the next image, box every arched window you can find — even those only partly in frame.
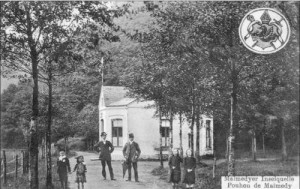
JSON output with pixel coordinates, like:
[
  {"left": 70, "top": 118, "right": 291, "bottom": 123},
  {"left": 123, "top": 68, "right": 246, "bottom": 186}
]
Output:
[{"left": 112, "top": 119, "right": 123, "bottom": 147}]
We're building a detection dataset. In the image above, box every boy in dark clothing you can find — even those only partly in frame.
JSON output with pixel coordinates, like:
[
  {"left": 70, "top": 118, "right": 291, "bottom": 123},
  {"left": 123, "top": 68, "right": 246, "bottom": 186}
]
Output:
[{"left": 57, "top": 151, "right": 71, "bottom": 189}]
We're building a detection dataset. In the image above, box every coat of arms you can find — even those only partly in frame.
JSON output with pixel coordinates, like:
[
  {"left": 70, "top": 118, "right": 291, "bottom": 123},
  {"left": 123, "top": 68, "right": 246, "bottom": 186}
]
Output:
[{"left": 239, "top": 8, "right": 290, "bottom": 54}]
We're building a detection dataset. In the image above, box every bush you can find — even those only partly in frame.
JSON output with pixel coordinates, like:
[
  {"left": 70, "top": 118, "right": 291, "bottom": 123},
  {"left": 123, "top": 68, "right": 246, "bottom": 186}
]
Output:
[
  {"left": 200, "top": 154, "right": 214, "bottom": 159},
  {"left": 68, "top": 139, "right": 86, "bottom": 151},
  {"left": 55, "top": 137, "right": 86, "bottom": 154},
  {"left": 54, "top": 141, "right": 70, "bottom": 155},
  {"left": 1, "top": 128, "right": 27, "bottom": 149}
]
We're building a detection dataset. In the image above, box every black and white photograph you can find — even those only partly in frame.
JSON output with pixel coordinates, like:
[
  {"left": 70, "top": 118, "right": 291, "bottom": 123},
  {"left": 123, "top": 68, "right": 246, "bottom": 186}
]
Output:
[{"left": 0, "top": 1, "right": 299, "bottom": 189}]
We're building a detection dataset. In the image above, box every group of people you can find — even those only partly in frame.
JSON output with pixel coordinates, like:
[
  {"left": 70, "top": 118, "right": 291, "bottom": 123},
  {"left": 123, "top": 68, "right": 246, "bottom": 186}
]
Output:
[
  {"left": 56, "top": 132, "right": 141, "bottom": 189},
  {"left": 169, "top": 148, "right": 197, "bottom": 189},
  {"left": 93, "top": 132, "right": 141, "bottom": 182},
  {"left": 57, "top": 151, "right": 87, "bottom": 189},
  {"left": 56, "top": 132, "right": 197, "bottom": 189}
]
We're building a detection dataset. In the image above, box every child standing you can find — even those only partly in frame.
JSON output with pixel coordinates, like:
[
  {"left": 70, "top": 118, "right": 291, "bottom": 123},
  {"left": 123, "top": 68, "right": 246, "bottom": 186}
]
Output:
[
  {"left": 57, "top": 151, "right": 71, "bottom": 189},
  {"left": 168, "top": 148, "right": 182, "bottom": 189},
  {"left": 183, "top": 149, "right": 196, "bottom": 189},
  {"left": 73, "top": 156, "right": 87, "bottom": 189}
]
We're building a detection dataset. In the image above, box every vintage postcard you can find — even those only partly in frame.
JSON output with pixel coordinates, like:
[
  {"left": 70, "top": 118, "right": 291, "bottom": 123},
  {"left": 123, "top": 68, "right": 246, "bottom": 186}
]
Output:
[{"left": 0, "top": 1, "right": 299, "bottom": 189}]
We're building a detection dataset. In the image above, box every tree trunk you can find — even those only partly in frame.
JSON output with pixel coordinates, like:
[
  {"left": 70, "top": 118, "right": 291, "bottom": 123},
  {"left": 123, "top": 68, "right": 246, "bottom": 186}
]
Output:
[
  {"left": 213, "top": 157, "right": 217, "bottom": 178},
  {"left": 262, "top": 119, "right": 266, "bottom": 158},
  {"left": 85, "top": 139, "right": 88, "bottom": 150},
  {"left": 64, "top": 137, "right": 68, "bottom": 154},
  {"left": 29, "top": 118, "right": 39, "bottom": 189},
  {"left": 252, "top": 130, "right": 257, "bottom": 161},
  {"left": 189, "top": 103, "right": 196, "bottom": 156},
  {"left": 3, "top": 150, "right": 7, "bottom": 185},
  {"left": 169, "top": 110, "right": 173, "bottom": 151},
  {"left": 41, "top": 136, "right": 45, "bottom": 159},
  {"left": 90, "top": 139, "right": 92, "bottom": 150},
  {"left": 195, "top": 112, "right": 200, "bottom": 162},
  {"left": 26, "top": 6, "right": 39, "bottom": 188},
  {"left": 25, "top": 150, "right": 29, "bottom": 174},
  {"left": 228, "top": 59, "right": 237, "bottom": 176},
  {"left": 213, "top": 115, "right": 217, "bottom": 177},
  {"left": 262, "top": 134, "right": 266, "bottom": 158},
  {"left": 15, "top": 155, "right": 18, "bottom": 181},
  {"left": 46, "top": 78, "right": 53, "bottom": 188},
  {"left": 92, "top": 139, "right": 94, "bottom": 150},
  {"left": 159, "top": 109, "right": 163, "bottom": 167},
  {"left": 189, "top": 80, "right": 196, "bottom": 156},
  {"left": 179, "top": 112, "right": 183, "bottom": 157},
  {"left": 225, "top": 133, "right": 228, "bottom": 162},
  {"left": 281, "top": 119, "right": 288, "bottom": 161}
]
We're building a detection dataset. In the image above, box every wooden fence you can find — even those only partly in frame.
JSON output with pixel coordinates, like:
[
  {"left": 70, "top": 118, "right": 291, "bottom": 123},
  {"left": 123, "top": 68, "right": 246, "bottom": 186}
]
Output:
[{"left": 0, "top": 150, "right": 29, "bottom": 185}]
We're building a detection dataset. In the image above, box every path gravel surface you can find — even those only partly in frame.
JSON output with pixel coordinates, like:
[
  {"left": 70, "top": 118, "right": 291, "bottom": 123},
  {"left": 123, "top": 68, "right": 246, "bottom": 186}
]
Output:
[{"left": 68, "top": 151, "right": 171, "bottom": 189}]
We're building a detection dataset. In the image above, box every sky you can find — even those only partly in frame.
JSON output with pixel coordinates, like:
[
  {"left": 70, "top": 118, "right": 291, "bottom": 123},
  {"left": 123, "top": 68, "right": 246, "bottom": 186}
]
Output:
[{"left": 1, "top": 77, "right": 18, "bottom": 93}]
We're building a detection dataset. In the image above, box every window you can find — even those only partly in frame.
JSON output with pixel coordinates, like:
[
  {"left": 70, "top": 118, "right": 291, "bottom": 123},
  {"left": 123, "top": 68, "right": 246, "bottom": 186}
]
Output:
[
  {"left": 206, "top": 120, "right": 211, "bottom": 149},
  {"left": 112, "top": 119, "right": 123, "bottom": 147},
  {"left": 161, "top": 119, "right": 170, "bottom": 147}
]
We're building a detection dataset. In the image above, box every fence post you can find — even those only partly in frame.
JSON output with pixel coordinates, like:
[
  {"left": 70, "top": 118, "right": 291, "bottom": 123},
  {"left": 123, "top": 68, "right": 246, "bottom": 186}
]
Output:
[
  {"left": 26, "top": 150, "right": 29, "bottom": 174},
  {"left": 0, "top": 156, "right": 2, "bottom": 186},
  {"left": 3, "top": 150, "right": 7, "bottom": 185},
  {"left": 15, "top": 154, "right": 18, "bottom": 180}
]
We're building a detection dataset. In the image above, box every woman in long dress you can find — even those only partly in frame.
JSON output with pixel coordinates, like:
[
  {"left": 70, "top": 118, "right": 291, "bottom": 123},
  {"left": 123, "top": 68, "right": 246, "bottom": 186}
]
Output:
[
  {"left": 168, "top": 148, "right": 182, "bottom": 189},
  {"left": 183, "top": 149, "right": 196, "bottom": 189}
]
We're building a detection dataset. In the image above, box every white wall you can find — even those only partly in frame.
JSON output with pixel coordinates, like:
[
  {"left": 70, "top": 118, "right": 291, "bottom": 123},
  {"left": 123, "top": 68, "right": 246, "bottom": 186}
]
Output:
[
  {"left": 100, "top": 107, "right": 128, "bottom": 148},
  {"left": 172, "top": 116, "right": 213, "bottom": 156},
  {"left": 127, "top": 101, "right": 161, "bottom": 158},
  {"left": 99, "top": 99, "right": 213, "bottom": 159},
  {"left": 192, "top": 117, "right": 214, "bottom": 156}
]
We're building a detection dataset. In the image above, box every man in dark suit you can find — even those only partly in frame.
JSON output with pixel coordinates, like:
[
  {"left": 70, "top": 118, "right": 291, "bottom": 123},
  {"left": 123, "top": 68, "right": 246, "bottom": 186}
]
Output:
[
  {"left": 122, "top": 133, "right": 141, "bottom": 182},
  {"left": 94, "top": 132, "right": 116, "bottom": 180}
]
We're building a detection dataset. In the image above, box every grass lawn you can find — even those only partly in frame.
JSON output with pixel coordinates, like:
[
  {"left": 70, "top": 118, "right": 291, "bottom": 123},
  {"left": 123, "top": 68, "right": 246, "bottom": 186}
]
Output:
[{"left": 152, "top": 158, "right": 299, "bottom": 189}]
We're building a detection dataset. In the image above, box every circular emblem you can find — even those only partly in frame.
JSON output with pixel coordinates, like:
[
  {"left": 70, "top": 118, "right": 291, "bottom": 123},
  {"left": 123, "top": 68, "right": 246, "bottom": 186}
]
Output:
[{"left": 239, "top": 8, "right": 290, "bottom": 54}]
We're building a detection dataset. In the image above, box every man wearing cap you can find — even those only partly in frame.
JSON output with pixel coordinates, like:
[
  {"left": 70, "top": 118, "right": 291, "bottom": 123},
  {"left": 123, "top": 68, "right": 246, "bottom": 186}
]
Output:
[
  {"left": 94, "top": 132, "right": 116, "bottom": 180},
  {"left": 122, "top": 133, "right": 141, "bottom": 182}
]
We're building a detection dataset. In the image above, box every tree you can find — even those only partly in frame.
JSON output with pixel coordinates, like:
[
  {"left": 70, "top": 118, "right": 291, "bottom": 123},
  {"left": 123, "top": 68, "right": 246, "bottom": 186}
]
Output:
[
  {"left": 166, "top": 1, "right": 295, "bottom": 175},
  {"left": 2, "top": 2, "right": 127, "bottom": 188},
  {"left": 1, "top": 2, "right": 79, "bottom": 187},
  {"left": 1, "top": 83, "right": 30, "bottom": 148},
  {"left": 238, "top": 1, "right": 299, "bottom": 161},
  {"left": 75, "top": 104, "right": 99, "bottom": 150},
  {"left": 125, "top": 1, "right": 298, "bottom": 175}
]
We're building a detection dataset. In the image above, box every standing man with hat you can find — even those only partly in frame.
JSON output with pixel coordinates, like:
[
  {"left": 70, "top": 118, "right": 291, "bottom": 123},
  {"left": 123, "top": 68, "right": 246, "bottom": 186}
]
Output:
[
  {"left": 123, "top": 133, "right": 141, "bottom": 182},
  {"left": 94, "top": 132, "right": 116, "bottom": 180}
]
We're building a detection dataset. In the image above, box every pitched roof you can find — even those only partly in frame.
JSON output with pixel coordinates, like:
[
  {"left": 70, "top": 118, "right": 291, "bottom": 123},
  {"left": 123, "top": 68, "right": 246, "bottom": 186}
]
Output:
[
  {"left": 102, "top": 86, "right": 135, "bottom": 107},
  {"left": 109, "top": 98, "right": 135, "bottom": 106}
]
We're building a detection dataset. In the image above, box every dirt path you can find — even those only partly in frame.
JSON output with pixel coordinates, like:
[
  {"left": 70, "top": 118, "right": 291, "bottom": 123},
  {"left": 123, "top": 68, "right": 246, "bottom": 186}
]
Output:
[
  {"left": 68, "top": 151, "right": 171, "bottom": 189},
  {"left": 67, "top": 152, "right": 284, "bottom": 189}
]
